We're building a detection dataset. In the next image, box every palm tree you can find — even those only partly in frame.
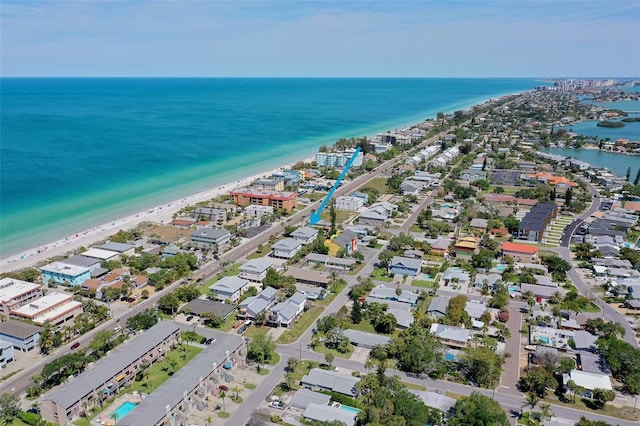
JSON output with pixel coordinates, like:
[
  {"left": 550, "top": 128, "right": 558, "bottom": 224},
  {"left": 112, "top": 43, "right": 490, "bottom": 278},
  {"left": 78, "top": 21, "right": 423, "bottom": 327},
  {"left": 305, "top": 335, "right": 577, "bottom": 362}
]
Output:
[
  {"left": 219, "top": 390, "right": 227, "bottom": 412},
  {"left": 525, "top": 391, "right": 539, "bottom": 410},
  {"left": 539, "top": 402, "right": 552, "bottom": 420},
  {"left": 231, "top": 384, "right": 243, "bottom": 401}
]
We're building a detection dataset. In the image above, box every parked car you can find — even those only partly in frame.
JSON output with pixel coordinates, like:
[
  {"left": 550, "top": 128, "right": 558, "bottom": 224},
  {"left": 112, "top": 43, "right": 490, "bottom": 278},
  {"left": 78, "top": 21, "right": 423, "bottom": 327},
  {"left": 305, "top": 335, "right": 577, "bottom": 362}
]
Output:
[
  {"left": 186, "top": 315, "right": 194, "bottom": 322},
  {"left": 204, "top": 338, "right": 216, "bottom": 345},
  {"left": 237, "top": 325, "right": 248, "bottom": 334},
  {"left": 70, "top": 342, "right": 80, "bottom": 350},
  {"left": 269, "top": 401, "right": 286, "bottom": 410}
]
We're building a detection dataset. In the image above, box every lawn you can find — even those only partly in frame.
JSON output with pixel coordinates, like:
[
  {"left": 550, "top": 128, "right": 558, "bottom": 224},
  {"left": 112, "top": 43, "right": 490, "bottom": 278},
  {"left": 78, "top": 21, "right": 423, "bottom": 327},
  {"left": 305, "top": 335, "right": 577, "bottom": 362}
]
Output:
[
  {"left": 315, "top": 280, "right": 348, "bottom": 306},
  {"left": 314, "top": 342, "right": 355, "bottom": 359},
  {"left": 370, "top": 267, "right": 393, "bottom": 282},
  {"left": 276, "top": 307, "right": 324, "bottom": 344},
  {"left": 346, "top": 263, "right": 366, "bottom": 276},
  {"left": 541, "top": 392, "right": 638, "bottom": 421},
  {"left": 246, "top": 249, "right": 269, "bottom": 260},
  {"left": 411, "top": 279, "right": 436, "bottom": 289},
  {"left": 244, "top": 325, "right": 270, "bottom": 339},
  {"left": 320, "top": 209, "right": 354, "bottom": 223},
  {"left": 197, "top": 263, "right": 241, "bottom": 293},
  {"left": 358, "top": 178, "right": 389, "bottom": 195},
  {"left": 127, "top": 345, "right": 203, "bottom": 394}
]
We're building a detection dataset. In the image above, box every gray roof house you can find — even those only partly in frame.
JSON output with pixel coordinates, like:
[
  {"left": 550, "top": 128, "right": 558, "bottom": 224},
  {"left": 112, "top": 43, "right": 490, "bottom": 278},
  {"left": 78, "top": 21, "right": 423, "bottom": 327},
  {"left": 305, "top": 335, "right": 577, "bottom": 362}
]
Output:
[
  {"left": 290, "top": 388, "right": 331, "bottom": 411},
  {"left": 290, "top": 226, "right": 319, "bottom": 244},
  {"left": 190, "top": 228, "right": 231, "bottom": 246},
  {"left": 441, "top": 267, "right": 471, "bottom": 287},
  {"left": 181, "top": 298, "right": 235, "bottom": 319},
  {"left": 343, "top": 329, "right": 391, "bottom": 349},
  {"left": 520, "top": 283, "right": 566, "bottom": 300},
  {"left": 411, "top": 391, "right": 457, "bottom": 414},
  {"left": 473, "top": 273, "right": 502, "bottom": 289},
  {"left": 304, "top": 403, "right": 356, "bottom": 426},
  {"left": 369, "top": 285, "right": 419, "bottom": 305},
  {"left": 300, "top": 368, "right": 360, "bottom": 396},
  {"left": 96, "top": 242, "right": 135, "bottom": 254},
  {"left": 465, "top": 301, "right": 488, "bottom": 320},
  {"left": 238, "top": 286, "right": 279, "bottom": 320},
  {"left": 271, "top": 238, "right": 303, "bottom": 259},
  {"left": 365, "top": 298, "right": 415, "bottom": 329},
  {"left": 427, "top": 296, "right": 451, "bottom": 318},
  {"left": 389, "top": 256, "right": 422, "bottom": 277},
  {"left": 239, "top": 258, "right": 277, "bottom": 282},
  {"left": 209, "top": 276, "right": 250, "bottom": 303},
  {"left": 430, "top": 323, "right": 471, "bottom": 348},
  {"left": 268, "top": 292, "right": 307, "bottom": 327}
]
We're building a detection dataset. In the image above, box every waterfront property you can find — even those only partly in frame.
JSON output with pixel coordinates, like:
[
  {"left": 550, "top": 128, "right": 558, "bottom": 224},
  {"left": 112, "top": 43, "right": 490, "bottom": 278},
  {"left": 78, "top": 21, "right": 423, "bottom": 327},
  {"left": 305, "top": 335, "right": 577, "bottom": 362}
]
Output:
[
  {"left": 40, "top": 261, "right": 91, "bottom": 286},
  {"left": 117, "top": 333, "right": 246, "bottom": 426},
  {"left": 230, "top": 188, "right": 298, "bottom": 212},
  {"left": 10, "top": 292, "right": 83, "bottom": 326},
  {"left": 0, "top": 319, "right": 42, "bottom": 352},
  {"left": 96, "top": 242, "right": 136, "bottom": 256},
  {"left": 0, "top": 278, "right": 44, "bottom": 316},
  {"left": 41, "top": 322, "right": 180, "bottom": 425},
  {"left": 315, "top": 149, "right": 363, "bottom": 168}
]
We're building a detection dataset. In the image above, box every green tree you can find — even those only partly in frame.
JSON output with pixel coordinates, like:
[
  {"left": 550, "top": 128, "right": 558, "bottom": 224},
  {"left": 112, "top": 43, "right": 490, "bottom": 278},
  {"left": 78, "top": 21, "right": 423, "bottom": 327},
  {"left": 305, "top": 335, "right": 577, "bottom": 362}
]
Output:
[
  {"left": 126, "top": 308, "right": 158, "bottom": 331},
  {"left": 324, "top": 353, "right": 334, "bottom": 366},
  {"left": 634, "top": 169, "right": 640, "bottom": 186},
  {"left": 592, "top": 388, "right": 616, "bottom": 409},
  {"left": 388, "top": 324, "right": 443, "bottom": 375},
  {"left": 444, "top": 295, "right": 470, "bottom": 327},
  {"left": 0, "top": 393, "right": 20, "bottom": 424},
  {"left": 519, "top": 366, "right": 556, "bottom": 397},
  {"left": 460, "top": 346, "right": 504, "bottom": 388},
  {"left": 351, "top": 299, "right": 363, "bottom": 324},
  {"left": 157, "top": 292, "right": 180, "bottom": 315},
  {"left": 247, "top": 334, "right": 276, "bottom": 364},
  {"left": 448, "top": 392, "right": 509, "bottom": 426}
]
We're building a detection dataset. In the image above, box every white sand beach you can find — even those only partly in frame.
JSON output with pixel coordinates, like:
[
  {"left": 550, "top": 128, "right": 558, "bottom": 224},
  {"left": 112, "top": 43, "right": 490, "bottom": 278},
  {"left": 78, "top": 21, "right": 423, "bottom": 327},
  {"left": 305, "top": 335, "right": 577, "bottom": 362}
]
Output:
[{"left": 1, "top": 158, "right": 313, "bottom": 274}]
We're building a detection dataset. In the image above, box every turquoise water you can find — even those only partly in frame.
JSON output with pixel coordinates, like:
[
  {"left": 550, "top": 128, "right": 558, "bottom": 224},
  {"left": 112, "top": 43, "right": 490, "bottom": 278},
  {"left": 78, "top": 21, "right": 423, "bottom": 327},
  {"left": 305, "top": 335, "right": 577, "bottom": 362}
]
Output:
[
  {"left": 544, "top": 147, "right": 640, "bottom": 179},
  {"left": 538, "top": 336, "right": 550, "bottom": 344},
  {"left": 1, "top": 78, "right": 541, "bottom": 257},
  {"left": 496, "top": 264, "right": 507, "bottom": 272},
  {"left": 508, "top": 286, "right": 518, "bottom": 293},
  {"left": 560, "top": 117, "right": 640, "bottom": 142},
  {"left": 340, "top": 405, "right": 361, "bottom": 414},
  {"left": 111, "top": 401, "right": 137, "bottom": 420}
]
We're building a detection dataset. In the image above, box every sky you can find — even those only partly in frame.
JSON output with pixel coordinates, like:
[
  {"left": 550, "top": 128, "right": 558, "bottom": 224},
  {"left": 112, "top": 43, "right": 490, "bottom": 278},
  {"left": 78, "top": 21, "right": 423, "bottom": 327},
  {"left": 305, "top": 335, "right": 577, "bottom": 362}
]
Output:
[{"left": 1, "top": 0, "right": 639, "bottom": 77}]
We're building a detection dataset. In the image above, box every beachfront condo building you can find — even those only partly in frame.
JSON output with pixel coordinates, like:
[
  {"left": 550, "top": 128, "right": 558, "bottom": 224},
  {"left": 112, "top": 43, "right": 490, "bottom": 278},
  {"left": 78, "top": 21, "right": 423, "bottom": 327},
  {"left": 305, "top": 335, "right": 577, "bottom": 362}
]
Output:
[
  {"left": 230, "top": 188, "right": 298, "bottom": 212},
  {"left": 41, "top": 322, "right": 181, "bottom": 425},
  {"left": 0, "top": 278, "right": 44, "bottom": 316},
  {"left": 40, "top": 261, "right": 91, "bottom": 286},
  {"left": 10, "top": 292, "right": 83, "bottom": 327},
  {"left": 315, "top": 149, "right": 363, "bottom": 168}
]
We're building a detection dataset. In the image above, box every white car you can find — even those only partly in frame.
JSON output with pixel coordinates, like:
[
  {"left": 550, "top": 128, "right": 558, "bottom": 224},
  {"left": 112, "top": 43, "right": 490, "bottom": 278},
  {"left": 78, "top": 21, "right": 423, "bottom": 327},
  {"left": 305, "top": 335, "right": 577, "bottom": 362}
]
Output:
[{"left": 269, "top": 401, "right": 285, "bottom": 410}]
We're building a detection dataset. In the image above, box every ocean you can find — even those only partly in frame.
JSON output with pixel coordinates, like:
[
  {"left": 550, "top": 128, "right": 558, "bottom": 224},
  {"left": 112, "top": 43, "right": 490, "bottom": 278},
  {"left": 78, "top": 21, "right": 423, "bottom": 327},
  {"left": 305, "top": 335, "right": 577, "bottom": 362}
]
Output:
[{"left": 1, "top": 78, "right": 540, "bottom": 258}]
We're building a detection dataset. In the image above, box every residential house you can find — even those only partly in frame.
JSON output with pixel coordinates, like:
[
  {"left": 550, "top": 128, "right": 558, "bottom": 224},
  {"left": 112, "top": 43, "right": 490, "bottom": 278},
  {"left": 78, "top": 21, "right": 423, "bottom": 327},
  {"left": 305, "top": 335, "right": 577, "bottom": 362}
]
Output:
[
  {"left": 285, "top": 267, "right": 331, "bottom": 288},
  {"left": 364, "top": 298, "right": 414, "bottom": 329},
  {"left": 335, "top": 195, "right": 365, "bottom": 212},
  {"left": 328, "top": 230, "right": 359, "bottom": 256},
  {"left": 194, "top": 207, "right": 227, "bottom": 222},
  {"left": 61, "top": 255, "right": 102, "bottom": 271},
  {"left": 429, "top": 237, "right": 452, "bottom": 256},
  {"left": 500, "top": 242, "right": 540, "bottom": 264},
  {"left": 369, "top": 285, "right": 419, "bottom": 305},
  {"left": 239, "top": 258, "right": 277, "bottom": 283},
  {"left": 40, "top": 262, "right": 91, "bottom": 286},
  {"left": 300, "top": 368, "right": 360, "bottom": 397},
  {"left": 271, "top": 238, "right": 303, "bottom": 259},
  {"left": 81, "top": 248, "right": 121, "bottom": 262},
  {"left": 244, "top": 205, "right": 275, "bottom": 220},
  {"left": 305, "top": 253, "right": 356, "bottom": 271},
  {"left": 209, "top": 276, "right": 250, "bottom": 303},
  {"left": 253, "top": 178, "right": 284, "bottom": 191},
  {"left": 96, "top": 242, "right": 136, "bottom": 256},
  {"left": 342, "top": 329, "right": 391, "bottom": 349},
  {"left": 268, "top": 292, "right": 307, "bottom": 328},
  {"left": 358, "top": 202, "right": 396, "bottom": 226},
  {"left": 473, "top": 273, "right": 502, "bottom": 290},
  {"left": 388, "top": 256, "right": 422, "bottom": 277},
  {"left": 441, "top": 268, "right": 471, "bottom": 288},
  {"left": 430, "top": 324, "right": 471, "bottom": 348},
  {"left": 469, "top": 218, "right": 488, "bottom": 233},
  {"left": 520, "top": 283, "right": 566, "bottom": 301},
  {"left": 190, "top": 228, "right": 231, "bottom": 247},
  {"left": 290, "top": 226, "right": 319, "bottom": 244},
  {"left": 0, "top": 319, "right": 42, "bottom": 352},
  {"left": 238, "top": 286, "right": 279, "bottom": 320},
  {"left": 562, "top": 370, "right": 613, "bottom": 399},
  {"left": 459, "top": 169, "right": 487, "bottom": 181},
  {"left": 454, "top": 236, "right": 479, "bottom": 259},
  {"left": 290, "top": 389, "right": 331, "bottom": 412},
  {"left": 427, "top": 296, "right": 451, "bottom": 318},
  {"left": 304, "top": 404, "right": 356, "bottom": 426}
]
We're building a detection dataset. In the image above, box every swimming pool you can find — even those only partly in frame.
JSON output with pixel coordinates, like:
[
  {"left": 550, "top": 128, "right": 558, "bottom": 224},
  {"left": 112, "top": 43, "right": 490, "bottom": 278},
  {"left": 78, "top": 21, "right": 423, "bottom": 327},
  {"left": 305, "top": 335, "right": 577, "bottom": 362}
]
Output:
[
  {"left": 340, "top": 405, "right": 361, "bottom": 414},
  {"left": 508, "top": 286, "right": 518, "bottom": 293},
  {"left": 495, "top": 264, "right": 506, "bottom": 271},
  {"left": 538, "top": 336, "right": 550, "bottom": 344},
  {"left": 445, "top": 353, "right": 456, "bottom": 362},
  {"left": 111, "top": 401, "right": 137, "bottom": 420}
]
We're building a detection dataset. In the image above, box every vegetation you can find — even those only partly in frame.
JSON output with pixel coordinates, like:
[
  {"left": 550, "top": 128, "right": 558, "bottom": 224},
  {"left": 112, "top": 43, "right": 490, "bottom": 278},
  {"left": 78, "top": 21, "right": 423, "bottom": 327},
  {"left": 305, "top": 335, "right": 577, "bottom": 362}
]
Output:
[
  {"left": 447, "top": 392, "right": 509, "bottom": 426},
  {"left": 247, "top": 334, "right": 277, "bottom": 364}
]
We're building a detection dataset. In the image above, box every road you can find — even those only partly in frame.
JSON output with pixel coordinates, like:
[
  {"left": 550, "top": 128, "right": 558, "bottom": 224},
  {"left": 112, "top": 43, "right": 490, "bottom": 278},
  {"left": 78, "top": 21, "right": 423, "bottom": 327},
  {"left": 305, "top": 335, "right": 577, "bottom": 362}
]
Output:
[{"left": 555, "top": 180, "right": 638, "bottom": 348}]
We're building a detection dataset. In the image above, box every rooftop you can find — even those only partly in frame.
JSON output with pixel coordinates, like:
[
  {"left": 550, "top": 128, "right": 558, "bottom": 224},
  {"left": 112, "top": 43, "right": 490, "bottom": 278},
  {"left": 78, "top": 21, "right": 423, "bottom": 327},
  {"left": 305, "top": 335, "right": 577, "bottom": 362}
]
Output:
[
  {"left": 0, "top": 319, "right": 43, "bottom": 339},
  {"left": 0, "top": 278, "right": 42, "bottom": 303}
]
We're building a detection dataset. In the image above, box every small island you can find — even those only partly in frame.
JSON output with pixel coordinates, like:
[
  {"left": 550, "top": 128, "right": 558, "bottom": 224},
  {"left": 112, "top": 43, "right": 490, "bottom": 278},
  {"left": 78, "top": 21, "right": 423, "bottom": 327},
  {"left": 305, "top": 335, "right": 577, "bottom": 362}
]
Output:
[
  {"left": 597, "top": 120, "right": 625, "bottom": 128},
  {"left": 621, "top": 117, "right": 640, "bottom": 123}
]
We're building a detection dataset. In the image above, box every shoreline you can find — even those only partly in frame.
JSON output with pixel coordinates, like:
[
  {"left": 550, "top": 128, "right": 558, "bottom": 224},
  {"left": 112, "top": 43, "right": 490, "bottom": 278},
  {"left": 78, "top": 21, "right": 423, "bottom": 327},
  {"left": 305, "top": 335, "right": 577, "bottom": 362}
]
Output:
[
  {"left": 0, "top": 157, "right": 313, "bottom": 273},
  {"left": 0, "top": 89, "right": 527, "bottom": 274}
]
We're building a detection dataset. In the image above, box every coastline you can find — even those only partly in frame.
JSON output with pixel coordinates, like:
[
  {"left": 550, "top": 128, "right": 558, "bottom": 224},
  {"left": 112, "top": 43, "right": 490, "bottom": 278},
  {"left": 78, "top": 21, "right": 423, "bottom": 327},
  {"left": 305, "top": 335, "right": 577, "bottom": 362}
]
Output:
[
  {"left": 0, "top": 157, "right": 312, "bottom": 273},
  {"left": 0, "top": 88, "right": 528, "bottom": 274}
]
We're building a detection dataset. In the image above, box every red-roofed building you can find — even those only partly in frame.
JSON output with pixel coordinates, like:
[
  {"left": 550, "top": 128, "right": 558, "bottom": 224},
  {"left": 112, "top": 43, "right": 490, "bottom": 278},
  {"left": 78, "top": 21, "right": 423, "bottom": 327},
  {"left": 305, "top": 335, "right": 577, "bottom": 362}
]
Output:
[
  {"left": 230, "top": 188, "right": 298, "bottom": 212},
  {"left": 500, "top": 242, "right": 540, "bottom": 264},
  {"left": 526, "top": 172, "right": 578, "bottom": 191}
]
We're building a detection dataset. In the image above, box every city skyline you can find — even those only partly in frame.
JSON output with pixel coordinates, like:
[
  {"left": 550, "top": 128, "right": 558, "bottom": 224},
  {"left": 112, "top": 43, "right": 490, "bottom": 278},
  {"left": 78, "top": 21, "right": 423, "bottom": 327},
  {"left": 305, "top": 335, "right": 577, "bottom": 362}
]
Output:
[{"left": 1, "top": 0, "right": 639, "bottom": 78}]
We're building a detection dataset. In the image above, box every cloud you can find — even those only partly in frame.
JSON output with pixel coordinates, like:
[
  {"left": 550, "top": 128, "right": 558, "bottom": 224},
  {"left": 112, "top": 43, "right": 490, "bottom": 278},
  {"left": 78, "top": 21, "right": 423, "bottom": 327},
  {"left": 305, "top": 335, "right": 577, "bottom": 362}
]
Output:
[{"left": 1, "top": 0, "right": 638, "bottom": 76}]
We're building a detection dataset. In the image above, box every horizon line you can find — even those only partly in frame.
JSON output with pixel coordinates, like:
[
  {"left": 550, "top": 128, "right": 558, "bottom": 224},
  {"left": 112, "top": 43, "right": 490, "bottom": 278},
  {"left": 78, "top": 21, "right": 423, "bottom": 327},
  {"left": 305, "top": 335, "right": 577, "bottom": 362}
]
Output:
[{"left": 2, "top": 75, "right": 639, "bottom": 80}]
